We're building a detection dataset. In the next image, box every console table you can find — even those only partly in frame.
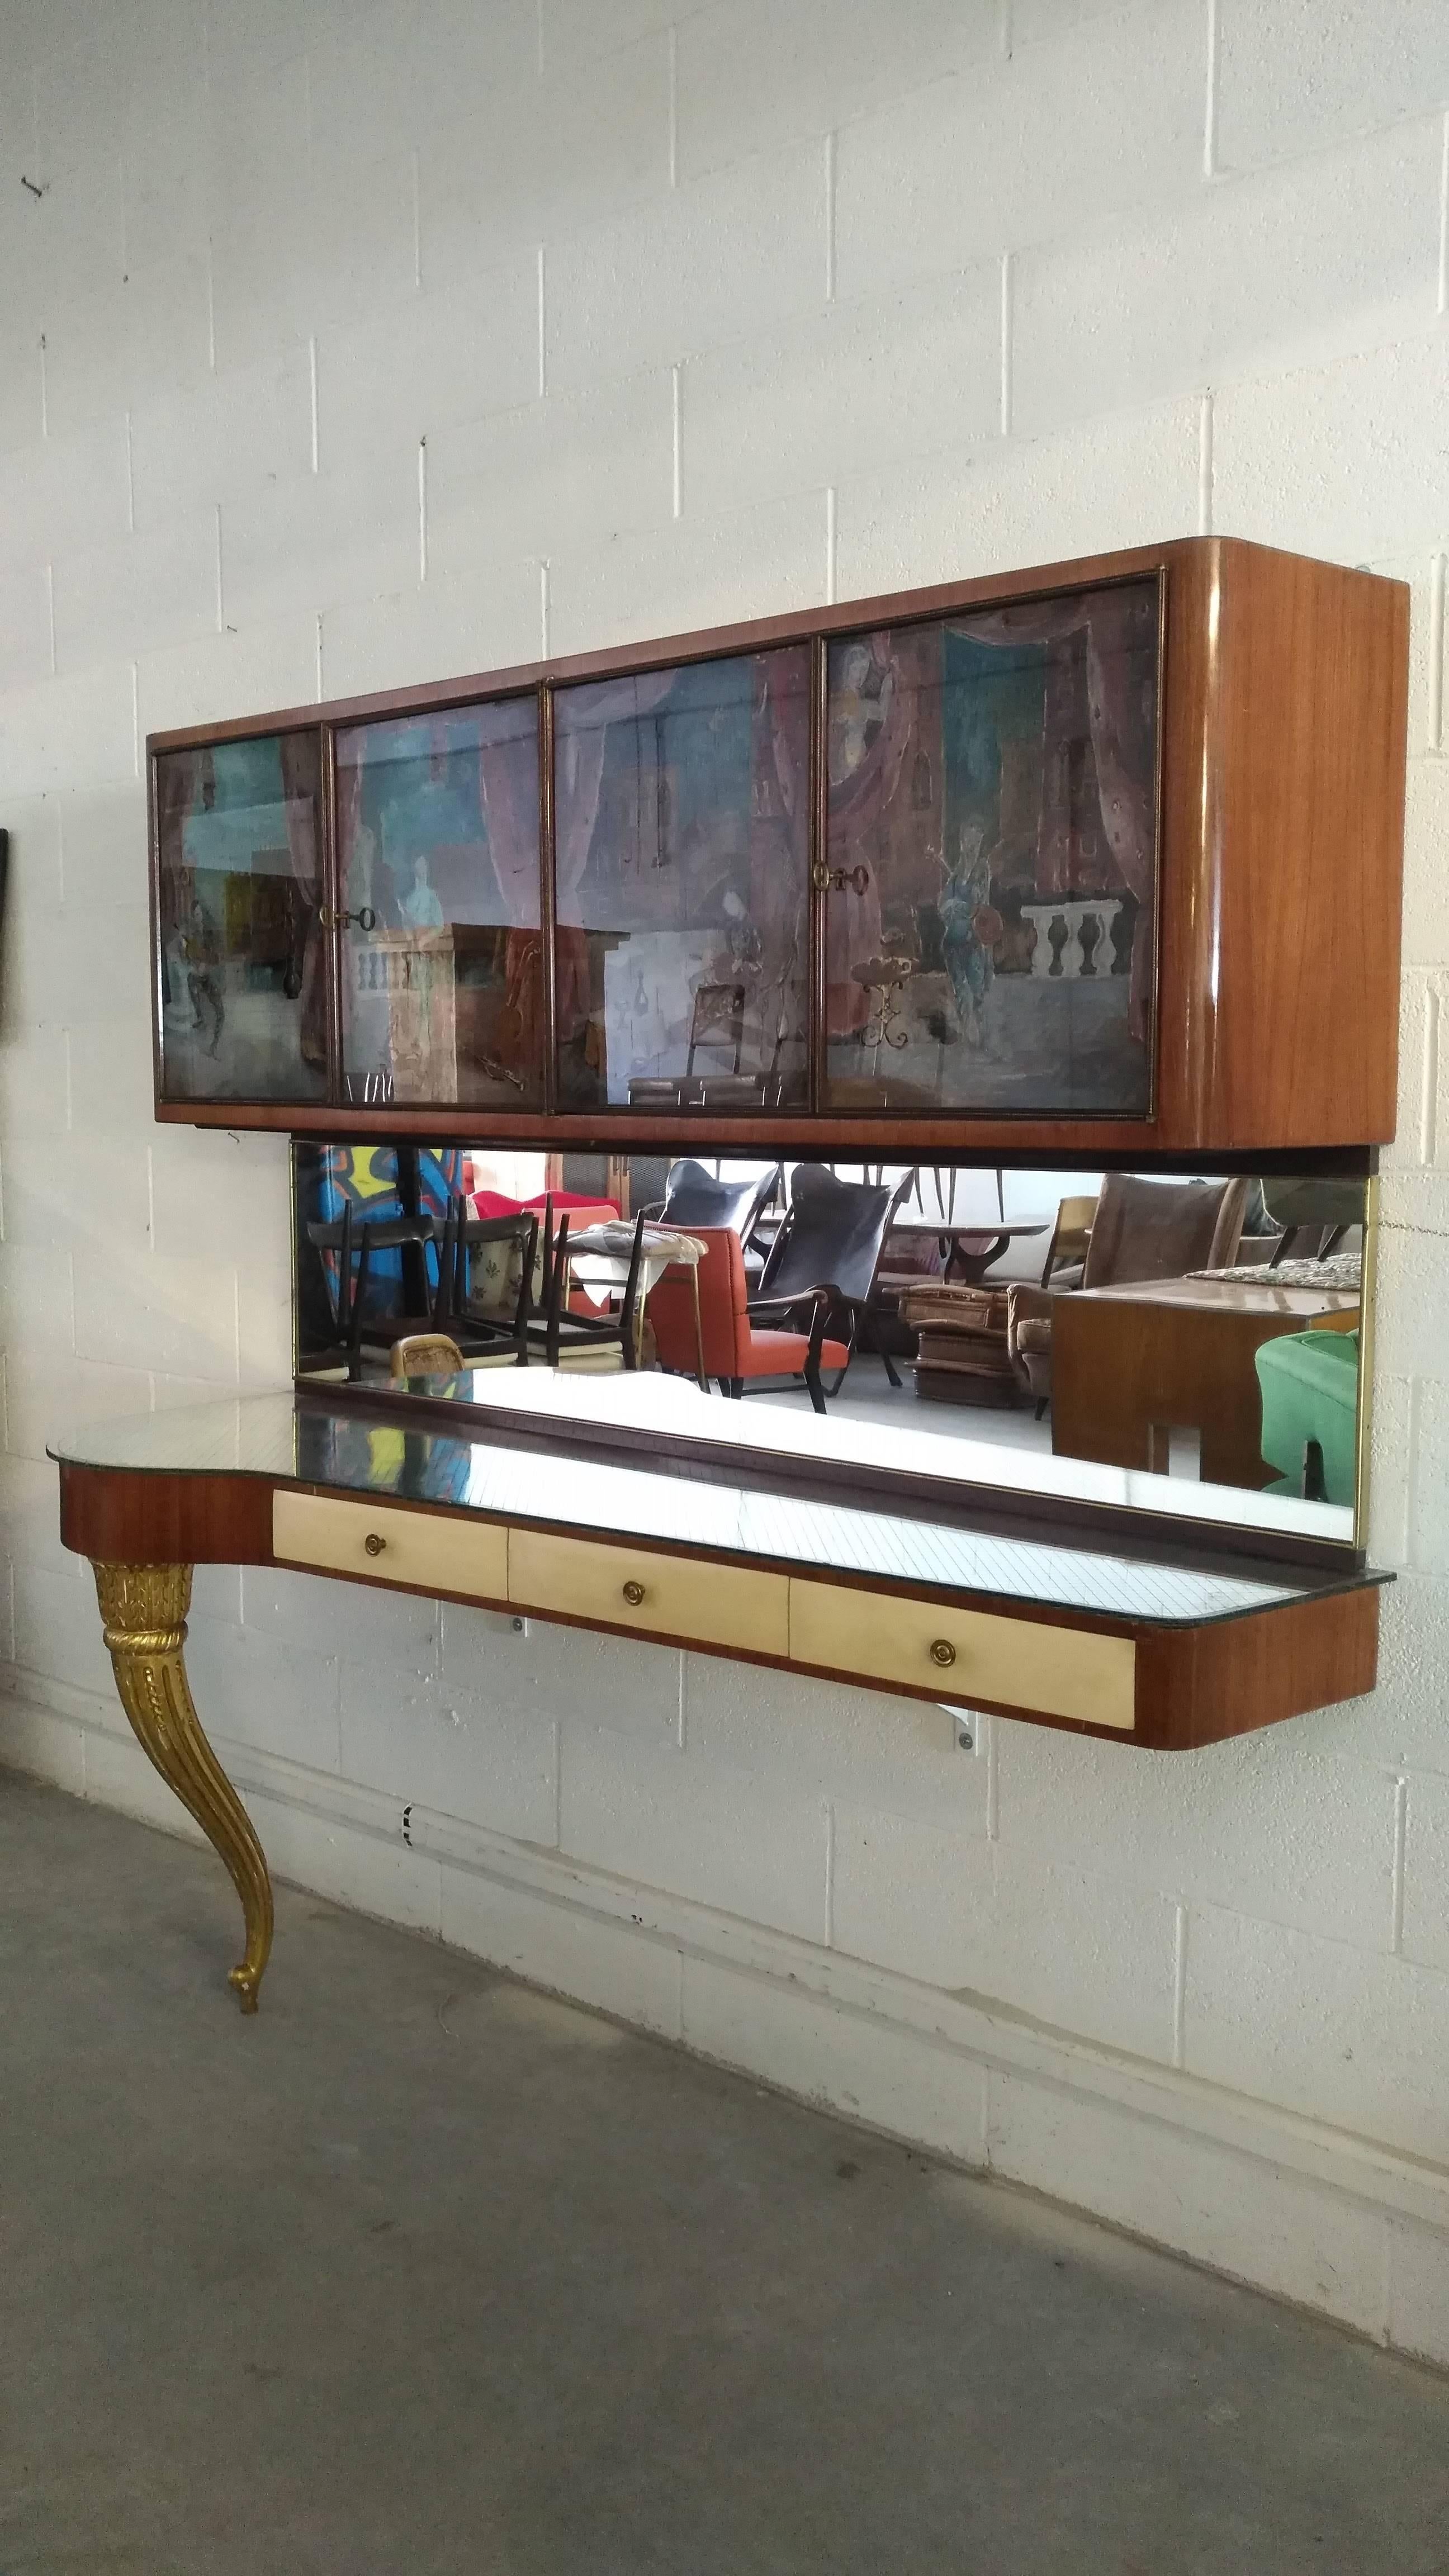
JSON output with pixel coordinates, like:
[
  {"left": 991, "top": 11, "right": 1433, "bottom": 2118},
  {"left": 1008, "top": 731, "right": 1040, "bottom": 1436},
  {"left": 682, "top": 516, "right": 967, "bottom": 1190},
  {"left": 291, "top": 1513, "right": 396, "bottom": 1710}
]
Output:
[{"left": 52, "top": 1391, "right": 1385, "bottom": 2014}]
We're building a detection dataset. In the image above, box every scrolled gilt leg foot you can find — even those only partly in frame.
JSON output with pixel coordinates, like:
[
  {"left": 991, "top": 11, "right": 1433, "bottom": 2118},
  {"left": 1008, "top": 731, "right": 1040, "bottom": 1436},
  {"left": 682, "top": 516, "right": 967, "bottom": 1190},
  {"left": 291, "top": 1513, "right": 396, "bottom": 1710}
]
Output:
[{"left": 91, "top": 1562, "right": 274, "bottom": 2014}]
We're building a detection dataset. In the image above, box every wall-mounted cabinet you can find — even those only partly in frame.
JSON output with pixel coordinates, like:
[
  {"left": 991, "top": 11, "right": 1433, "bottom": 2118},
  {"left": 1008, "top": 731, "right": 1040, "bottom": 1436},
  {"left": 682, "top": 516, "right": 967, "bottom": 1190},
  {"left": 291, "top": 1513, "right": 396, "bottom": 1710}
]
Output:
[{"left": 148, "top": 536, "right": 1408, "bottom": 1156}]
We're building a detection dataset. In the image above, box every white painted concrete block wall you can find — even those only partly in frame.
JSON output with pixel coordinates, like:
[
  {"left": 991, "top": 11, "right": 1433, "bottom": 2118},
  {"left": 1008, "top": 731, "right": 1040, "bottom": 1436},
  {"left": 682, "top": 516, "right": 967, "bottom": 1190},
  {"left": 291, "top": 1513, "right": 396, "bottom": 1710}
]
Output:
[{"left": 1, "top": 0, "right": 1447, "bottom": 2356}]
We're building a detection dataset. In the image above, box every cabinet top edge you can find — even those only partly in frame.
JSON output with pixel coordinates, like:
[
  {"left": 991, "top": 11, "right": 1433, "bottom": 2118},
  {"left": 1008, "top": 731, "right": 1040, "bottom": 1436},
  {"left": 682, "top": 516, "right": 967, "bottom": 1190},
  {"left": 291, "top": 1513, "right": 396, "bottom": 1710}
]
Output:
[{"left": 144, "top": 534, "right": 1405, "bottom": 756}]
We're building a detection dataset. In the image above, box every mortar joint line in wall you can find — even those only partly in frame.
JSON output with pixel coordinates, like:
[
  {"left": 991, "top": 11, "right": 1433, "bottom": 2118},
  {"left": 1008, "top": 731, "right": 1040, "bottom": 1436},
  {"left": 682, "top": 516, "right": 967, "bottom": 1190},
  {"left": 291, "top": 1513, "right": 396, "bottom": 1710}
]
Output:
[
  {"left": 309, "top": 336, "right": 319, "bottom": 472},
  {"left": 537, "top": 247, "right": 547, "bottom": 399},
  {"left": 1197, "top": 391, "right": 1214, "bottom": 536},
  {"left": 1172, "top": 1902, "right": 1187, "bottom": 2068},
  {"left": 315, "top": 613, "right": 325, "bottom": 704},
  {"left": 997, "top": 0, "right": 1012, "bottom": 58},
  {"left": 1438, "top": 112, "right": 1449, "bottom": 315},
  {"left": 671, "top": 366, "right": 682, "bottom": 518},
  {"left": 825, "top": 130, "right": 837, "bottom": 300},
  {"left": 1202, "top": 0, "right": 1219, "bottom": 179},
  {"left": 1405, "top": 1375, "right": 1424, "bottom": 1565},
  {"left": 1391, "top": 1778, "right": 1408, "bottom": 1954},
  {"left": 1429, "top": 554, "right": 1446, "bottom": 751},
  {"left": 999, "top": 253, "right": 1012, "bottom": 437},
  {"left": 668, "top": 25, "right": 678, "bottom": 187},
  {"left": 1419, "top": 985, "right": 1439, "bottom": 1166},
  {"left": 417, "top": 439, "right": 428, "bottom": 584}
]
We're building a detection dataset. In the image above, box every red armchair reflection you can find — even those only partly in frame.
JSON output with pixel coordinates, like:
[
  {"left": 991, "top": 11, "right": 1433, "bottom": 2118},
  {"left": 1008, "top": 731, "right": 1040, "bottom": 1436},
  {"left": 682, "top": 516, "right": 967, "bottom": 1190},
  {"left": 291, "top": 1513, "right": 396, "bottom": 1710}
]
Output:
[{"left": 648, "top": 1227, "right": 850, "bottom": 1415}]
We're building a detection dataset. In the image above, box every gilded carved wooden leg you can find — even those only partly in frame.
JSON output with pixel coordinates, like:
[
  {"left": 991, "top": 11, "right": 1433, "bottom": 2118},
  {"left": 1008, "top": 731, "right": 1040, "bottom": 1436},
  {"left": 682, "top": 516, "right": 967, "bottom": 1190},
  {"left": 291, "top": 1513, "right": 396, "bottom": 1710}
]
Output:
[{"left": 91, "top": 1562, "right": 274, "bottom": 2014}]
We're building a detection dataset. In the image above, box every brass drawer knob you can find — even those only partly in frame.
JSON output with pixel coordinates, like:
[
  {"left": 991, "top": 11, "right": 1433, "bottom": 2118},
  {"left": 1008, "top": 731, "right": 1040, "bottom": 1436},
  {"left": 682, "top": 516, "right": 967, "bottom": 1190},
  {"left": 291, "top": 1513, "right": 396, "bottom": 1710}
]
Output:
[
  {"left": 364, "top": 1532, "right": 387, "bottom": 1558},
  {"left": 621, "top": 1579, "right": 646, "bottom": 1607},
  {"left": 929, "top": 1637, "right": 956, "bottom": 1669}
]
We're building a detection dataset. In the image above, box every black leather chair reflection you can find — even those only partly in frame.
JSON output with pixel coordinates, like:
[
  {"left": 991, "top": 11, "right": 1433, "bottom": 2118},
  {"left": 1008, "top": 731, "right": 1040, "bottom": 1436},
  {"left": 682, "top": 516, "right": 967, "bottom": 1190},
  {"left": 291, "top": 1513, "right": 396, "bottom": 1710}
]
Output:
[
  {"left": 654, "top": 1159, "right": 782, "bottom": 1243},
  {"left": 749, "top": 1164, "right": 910, "bottom": 1403}
]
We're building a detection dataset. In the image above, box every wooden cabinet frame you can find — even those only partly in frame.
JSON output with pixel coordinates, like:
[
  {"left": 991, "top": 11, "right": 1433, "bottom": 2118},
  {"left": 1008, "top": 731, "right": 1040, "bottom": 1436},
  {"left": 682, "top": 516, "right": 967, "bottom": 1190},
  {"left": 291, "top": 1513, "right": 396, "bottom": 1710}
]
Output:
[{"left": 148, "top": 536, "right": 1408, "bottom": 1156}]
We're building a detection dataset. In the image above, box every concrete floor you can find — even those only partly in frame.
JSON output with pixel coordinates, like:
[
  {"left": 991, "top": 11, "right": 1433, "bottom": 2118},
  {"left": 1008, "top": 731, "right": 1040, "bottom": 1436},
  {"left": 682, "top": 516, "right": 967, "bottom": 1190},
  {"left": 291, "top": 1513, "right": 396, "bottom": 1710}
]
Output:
[{"left": 4, "top": 1775, "right": 1447, "bottom": 2576}]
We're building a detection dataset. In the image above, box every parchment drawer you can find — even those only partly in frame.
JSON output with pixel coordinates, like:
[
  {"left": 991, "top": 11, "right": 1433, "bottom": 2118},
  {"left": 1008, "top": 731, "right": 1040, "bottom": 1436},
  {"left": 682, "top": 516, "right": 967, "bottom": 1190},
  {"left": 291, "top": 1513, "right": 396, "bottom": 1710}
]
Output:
[
  {"left": 273, "top": 1490, "right": 509, "bottom": 1603},
  {"left": 788, "top": 1580, "right": 1135, "bottom": 1732},
  {"left": 508, "top": 1527, "right": 790, "bottom": 1656}
]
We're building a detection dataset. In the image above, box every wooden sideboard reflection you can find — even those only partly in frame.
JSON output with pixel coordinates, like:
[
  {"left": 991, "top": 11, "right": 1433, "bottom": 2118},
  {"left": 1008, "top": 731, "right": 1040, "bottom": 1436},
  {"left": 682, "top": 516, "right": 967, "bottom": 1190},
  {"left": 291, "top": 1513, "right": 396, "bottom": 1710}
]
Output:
[{"left": 1052, "top": 1277, "right": 1362, "bottom": 1491}]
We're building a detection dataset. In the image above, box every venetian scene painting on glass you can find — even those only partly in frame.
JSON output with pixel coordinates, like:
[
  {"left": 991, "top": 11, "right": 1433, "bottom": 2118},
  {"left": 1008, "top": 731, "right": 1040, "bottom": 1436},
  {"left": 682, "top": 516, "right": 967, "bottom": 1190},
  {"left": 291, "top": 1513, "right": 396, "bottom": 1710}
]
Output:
[
  {"left": 824, "top": 578, "right": 1161, "bottom": 1114},
  {"left": 155, "top": 730, "right": 325, "bottom": 1102},
  {"left": 337, "top": 696, "right": 543, "bottom": 1108},
  {"left": 552, "top": 646, "right": 812, "bottom": 1112}
]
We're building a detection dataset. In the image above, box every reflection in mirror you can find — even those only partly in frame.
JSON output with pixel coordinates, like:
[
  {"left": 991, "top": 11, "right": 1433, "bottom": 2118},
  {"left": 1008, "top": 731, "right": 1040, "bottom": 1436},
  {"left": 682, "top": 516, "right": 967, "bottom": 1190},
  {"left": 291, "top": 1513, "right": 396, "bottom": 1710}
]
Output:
[
  {"left": 825, "top": 580, "right": 1161, "bottom": 1116},
  {"left": 553, "top": 648, "right": 812, "bottom": 1111},
  {"left": 156, "top": 730, "right": 325, "bottom": 1101},
  {"left": 336, "top": 697, "right": 543, "bottom": 1107},
  {"left": 292, "top": 1147, "right": 1370, "bottom": 1550}
]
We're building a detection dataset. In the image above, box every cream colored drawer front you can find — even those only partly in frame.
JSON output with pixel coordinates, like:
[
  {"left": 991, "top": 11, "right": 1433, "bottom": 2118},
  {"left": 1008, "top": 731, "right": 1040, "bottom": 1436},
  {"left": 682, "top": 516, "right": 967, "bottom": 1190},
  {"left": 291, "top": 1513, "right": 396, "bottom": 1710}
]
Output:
[
  {"left": 789, "top": 1579, "right": 1135, "bottom": 1732},
  {"left": 508, "top": 1527, "right": 789, "bottom": 1657},
  {"left": 273, "top": 1490, "right": 508, "bottom": 1603}
]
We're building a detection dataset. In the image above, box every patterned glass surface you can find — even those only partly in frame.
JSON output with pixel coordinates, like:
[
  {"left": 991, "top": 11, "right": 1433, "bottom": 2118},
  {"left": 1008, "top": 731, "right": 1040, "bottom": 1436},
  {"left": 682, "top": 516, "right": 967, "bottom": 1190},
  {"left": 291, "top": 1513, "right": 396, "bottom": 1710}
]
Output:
[
  {"left": 155, "top": 731, "right": 326, "bottom": 1102},
  {"left": 48, "top": 1393, "right": 1372, "bottom": 1627},
  {"left": 553, "top": 647, "right": 811, "bottom": 1112}
]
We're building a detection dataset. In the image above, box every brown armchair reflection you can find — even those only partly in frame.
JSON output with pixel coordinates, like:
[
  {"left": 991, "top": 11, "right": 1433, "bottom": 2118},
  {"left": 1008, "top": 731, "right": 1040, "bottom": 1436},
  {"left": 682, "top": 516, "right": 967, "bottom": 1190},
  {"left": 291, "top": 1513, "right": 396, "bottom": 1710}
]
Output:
[{"left": 1007, "top": 1175, "right": 1249, "bottom": 1418}]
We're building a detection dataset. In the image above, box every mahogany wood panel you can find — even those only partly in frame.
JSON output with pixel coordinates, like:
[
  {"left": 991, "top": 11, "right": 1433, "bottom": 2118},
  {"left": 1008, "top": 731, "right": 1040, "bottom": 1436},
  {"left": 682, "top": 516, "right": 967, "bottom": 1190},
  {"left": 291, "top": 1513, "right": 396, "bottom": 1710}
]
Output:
[
  {"left": 1191, "top": 543, "right": 1407, "bottom": 1149},
  {"left": 57, "top": 1458, "right": 1382, "bottom": 1749},
  {"left": 150, "top": 1098, "right": 1382, "bottom": 1161},
  {"left": 59, "top": 1464, "right": 276, "bottom": 1566},
  {"left": 1131, "top": 1580, "right": 1378, "bottom": 1751},
  {"left": 146, "top": 536, "right": 1410, "bottom": 1158}
]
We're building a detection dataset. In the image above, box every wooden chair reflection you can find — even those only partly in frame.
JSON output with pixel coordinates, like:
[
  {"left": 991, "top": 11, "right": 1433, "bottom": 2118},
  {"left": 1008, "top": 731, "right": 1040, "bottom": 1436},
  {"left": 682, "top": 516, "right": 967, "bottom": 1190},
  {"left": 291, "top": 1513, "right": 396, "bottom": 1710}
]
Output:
[
  {"left": 306, "top": 1206, "right": 437, "bottom": 1384},
  {"left": 1039, "top": 1193, "right": 1098, "bottom": 1287},
  {"left": 429, "top": 1198, "right": 538, "bottom": 1366},
  {"left": 686, "top": 983, "right": 747, "bottom": 1078},
  {"left": 524, "top": 1202, "right": 648, "bottom": 1373}
]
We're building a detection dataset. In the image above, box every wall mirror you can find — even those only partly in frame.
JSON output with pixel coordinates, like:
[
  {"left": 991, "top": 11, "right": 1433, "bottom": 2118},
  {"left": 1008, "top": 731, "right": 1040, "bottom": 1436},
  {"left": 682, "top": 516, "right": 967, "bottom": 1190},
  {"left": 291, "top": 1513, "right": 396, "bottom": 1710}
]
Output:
[{"left": 291, "top": 1142, "right": 1372, "bottom": 1563}]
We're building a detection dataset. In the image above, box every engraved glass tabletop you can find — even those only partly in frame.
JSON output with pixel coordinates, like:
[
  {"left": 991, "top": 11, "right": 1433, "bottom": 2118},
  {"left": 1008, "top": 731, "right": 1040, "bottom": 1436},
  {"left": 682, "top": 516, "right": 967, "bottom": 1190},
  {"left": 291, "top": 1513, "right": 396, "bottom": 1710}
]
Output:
[{"left": 49, "top": 1391, "right": 1382, "bottom": 1628}]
